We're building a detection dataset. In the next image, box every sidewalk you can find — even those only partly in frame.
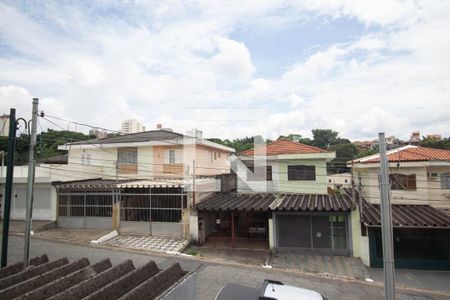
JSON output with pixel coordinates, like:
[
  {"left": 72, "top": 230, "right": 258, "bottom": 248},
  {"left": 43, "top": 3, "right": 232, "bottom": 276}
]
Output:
[
  {"left": 0, "top": 220, "right": 55, "bottom": 234},
  {"left": 269, "top": 253, "right": 368, "bottom": 280},
  {"left": 35, "top": 228, "right": 110, "bottom": 243},
  {"left": 369, "top": 267, "right": 450, "bottom": 293}
]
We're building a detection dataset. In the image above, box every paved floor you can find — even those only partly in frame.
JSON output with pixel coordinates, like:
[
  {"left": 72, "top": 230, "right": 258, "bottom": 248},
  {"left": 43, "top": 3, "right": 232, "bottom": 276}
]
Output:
[
  {"left": 105, "top": 235, "right": 190, "bottom": 253},
  {"left": 3, "top": 235, "right": 449, "bottom": 300},
  {"left": 184, "top": 246, "right": 269, "bottom": 266},
  {"left": 0, "top": 220, "right": 54, "bottom": 234},
  {"left": 370, "top": 268, "right": 450, "bottom": 293},
  {"left": 269, "top": 253, "right": 369, "bottom": 280},
  {"left": 35, "top": 228, "right": 110, "bottom": 243}
]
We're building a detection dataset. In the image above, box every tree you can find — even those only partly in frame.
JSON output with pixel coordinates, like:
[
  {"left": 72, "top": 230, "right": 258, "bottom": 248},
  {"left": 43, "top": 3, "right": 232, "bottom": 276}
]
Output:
[
  {"left": 277, "top": 134, "right": 313, "bottom": 145},
  {"left": 312, "top": 129, "right": 339, "bottom": 149},
  {"left": 420, "top": 137, "right": 450, "bottom": 150}
]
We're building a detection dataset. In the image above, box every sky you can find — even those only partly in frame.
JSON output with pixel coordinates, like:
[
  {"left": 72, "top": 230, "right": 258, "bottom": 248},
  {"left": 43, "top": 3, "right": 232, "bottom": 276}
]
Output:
[{"left": 0, "top": 0, "right": 449, "bottom": 141}]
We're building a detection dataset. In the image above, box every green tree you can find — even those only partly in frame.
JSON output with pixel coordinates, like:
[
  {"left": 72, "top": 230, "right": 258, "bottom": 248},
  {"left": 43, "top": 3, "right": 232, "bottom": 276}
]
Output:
[
  {"left": 312, "top": 129, "right": 339, "bottom": 149},
  {"left": 420, "top": 137, "right": 450, "bottom": 150}
]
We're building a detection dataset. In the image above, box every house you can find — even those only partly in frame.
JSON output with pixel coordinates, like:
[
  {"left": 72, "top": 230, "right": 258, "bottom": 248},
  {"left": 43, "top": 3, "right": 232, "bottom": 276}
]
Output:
[
  {"left": 0, "top": 160, "right": 74, "bottom": 222},
  {"left": 50, "top": 127, "right": 235, "bottom": 239},
  {"left": 327, "top": 172, "right": 352, "bottom": 191},
  {"left": 350, "top": 145, "right": 450, "bottom": 270},
  {"left": 194, "top": 139, "right": 363, "bottom": 258}
]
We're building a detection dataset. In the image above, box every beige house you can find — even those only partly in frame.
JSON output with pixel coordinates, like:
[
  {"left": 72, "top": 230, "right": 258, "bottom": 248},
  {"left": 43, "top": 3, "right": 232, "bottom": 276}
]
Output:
[
  {"left": 349, "top": 145, "right": 450, "bottom": 270},
  {"left": 51, "top": 128, "right": 235, "bottom": 239}
]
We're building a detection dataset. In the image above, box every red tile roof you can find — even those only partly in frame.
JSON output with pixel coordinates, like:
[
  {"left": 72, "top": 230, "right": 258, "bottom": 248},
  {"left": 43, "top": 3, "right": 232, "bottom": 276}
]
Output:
[
  {"left": 353, "top": 146, "right": 450, "bottom": 164},
  {"left": 240, "top": 139, "right": 326, "bottom": 156}
]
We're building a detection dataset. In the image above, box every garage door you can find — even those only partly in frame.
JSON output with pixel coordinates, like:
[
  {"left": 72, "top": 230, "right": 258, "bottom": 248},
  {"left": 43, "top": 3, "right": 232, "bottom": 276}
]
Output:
[
  {"left": 276, "top": 214, "right": 349, "bottom": 255},
  {"left": 11, "top": 184, "right": 53, "bottom": 220}
]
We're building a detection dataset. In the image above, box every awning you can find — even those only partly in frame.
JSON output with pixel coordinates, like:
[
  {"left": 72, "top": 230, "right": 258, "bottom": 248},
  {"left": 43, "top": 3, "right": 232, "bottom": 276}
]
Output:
[
  {"left": 362, "top": 201, "right": 450, "bottom": 229},
  {"left": 195, "top": 192, "right": 354, "bottom": 212}
]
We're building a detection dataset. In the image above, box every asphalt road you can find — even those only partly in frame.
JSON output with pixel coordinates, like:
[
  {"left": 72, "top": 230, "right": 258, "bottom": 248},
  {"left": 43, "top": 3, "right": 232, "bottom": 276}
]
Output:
[{"left": 2, "top": 235, "right": 449, "bottom": 300}]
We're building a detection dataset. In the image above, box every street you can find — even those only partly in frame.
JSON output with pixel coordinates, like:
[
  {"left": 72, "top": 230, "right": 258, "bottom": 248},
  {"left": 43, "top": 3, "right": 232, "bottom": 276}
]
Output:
[{"left": 2, "top": 235, "right": 449, "bottom": 300}]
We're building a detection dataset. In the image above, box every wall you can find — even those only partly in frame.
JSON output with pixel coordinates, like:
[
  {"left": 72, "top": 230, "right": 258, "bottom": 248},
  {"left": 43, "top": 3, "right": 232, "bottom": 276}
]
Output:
[
  {"left": 278, "top": 158, "right": 328, "bottom": 194},
  {"left": 237, "top": 160, "right": 278, "bottom": 193},
  {"left": 350, "top": 209, "right": 361, "bottom": 258},
  {"left": 355, "top": 163, "right": 450, "bottom": 207}
]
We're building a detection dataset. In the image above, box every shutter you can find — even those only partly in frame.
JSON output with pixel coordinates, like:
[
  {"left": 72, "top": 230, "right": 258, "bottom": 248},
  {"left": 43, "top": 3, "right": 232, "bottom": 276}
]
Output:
[{"left": 407, "top": 174, "right": 416, "bottom": 190}]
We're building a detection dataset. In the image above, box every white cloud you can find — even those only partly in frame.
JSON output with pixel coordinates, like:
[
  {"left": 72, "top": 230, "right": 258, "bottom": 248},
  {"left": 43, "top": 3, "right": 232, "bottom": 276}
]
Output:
[{"left": 0, "top": 1, "right": 449, "bottom": 141}]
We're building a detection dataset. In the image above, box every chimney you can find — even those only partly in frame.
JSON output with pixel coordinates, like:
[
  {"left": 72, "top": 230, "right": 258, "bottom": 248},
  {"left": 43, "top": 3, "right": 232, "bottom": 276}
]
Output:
[{"left": 156, "top": 124, "right": 162, "bottom": 129}]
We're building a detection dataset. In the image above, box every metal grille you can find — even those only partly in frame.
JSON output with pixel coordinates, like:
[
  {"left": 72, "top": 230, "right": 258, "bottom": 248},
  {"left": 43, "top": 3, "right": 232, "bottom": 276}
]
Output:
[
  {"left": 200, "top": 210, "right": 270, "bottom": 249},
  {"left": 120, "top": 187, "right": 186, "bottom": 223},
  {"left": 58, "top": 190, "right": 114, "bottom": 217},
  {"left": 277, "top": 215, "right": 311, "bottom": 248}
]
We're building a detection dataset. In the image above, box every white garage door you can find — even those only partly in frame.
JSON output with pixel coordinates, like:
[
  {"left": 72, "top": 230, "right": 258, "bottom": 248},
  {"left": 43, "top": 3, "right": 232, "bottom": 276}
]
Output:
[{"left": 11, "top": 184, "right": 54, "bottom": 220}]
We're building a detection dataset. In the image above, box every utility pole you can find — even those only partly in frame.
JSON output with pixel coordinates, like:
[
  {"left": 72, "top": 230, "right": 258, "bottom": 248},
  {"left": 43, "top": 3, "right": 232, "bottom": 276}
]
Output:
[
  {"left": 23, "top": 98, "right": 39, "bottom": 267},
  {"left": 378, "top": 132, "right": 396, "bottom": 300},
  {"left": 192, "top": 159, "right": 196, "bottom": 206},
  {"left": 358, "top": 174, "right": 363, "bottom": 218},
  {"left": 1, "top": 109, "right": 17, "bottom": 267}
]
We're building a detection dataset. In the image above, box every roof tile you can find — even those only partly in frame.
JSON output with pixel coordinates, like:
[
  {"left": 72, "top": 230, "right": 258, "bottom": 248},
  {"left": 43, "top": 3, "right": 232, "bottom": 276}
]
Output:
[{"left": 240, "top": 139, "right": 326, "bottom": 156}]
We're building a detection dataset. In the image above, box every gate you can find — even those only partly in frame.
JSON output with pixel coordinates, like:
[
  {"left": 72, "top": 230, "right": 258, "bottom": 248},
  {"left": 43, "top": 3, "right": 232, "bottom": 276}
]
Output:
[
  {"left": 57, "top": 189, "right": 114, "bottom": 229},
  {"left": 119, "top": 187, "right": 187, "bottom": 238},
  {"left": 199, "top": 210, "right": 270, "bottom": 249}
]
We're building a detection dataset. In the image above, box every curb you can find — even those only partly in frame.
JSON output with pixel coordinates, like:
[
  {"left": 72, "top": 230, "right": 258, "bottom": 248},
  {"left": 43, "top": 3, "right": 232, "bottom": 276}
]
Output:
[{"left": 19, "top": 233, "right": 450, "bottom": 298}]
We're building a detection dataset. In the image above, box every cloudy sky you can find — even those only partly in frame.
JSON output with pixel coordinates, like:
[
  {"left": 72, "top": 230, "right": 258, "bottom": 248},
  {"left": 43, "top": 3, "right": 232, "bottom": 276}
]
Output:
[{"left": 1, "top": 1, "right": 449, "bottom": 141}]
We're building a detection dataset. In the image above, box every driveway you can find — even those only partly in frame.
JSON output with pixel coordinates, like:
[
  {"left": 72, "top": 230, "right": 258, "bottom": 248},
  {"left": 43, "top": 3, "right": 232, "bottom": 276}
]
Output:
[{"left": 3, "top": 235, "right": 449, "bottom": 300}]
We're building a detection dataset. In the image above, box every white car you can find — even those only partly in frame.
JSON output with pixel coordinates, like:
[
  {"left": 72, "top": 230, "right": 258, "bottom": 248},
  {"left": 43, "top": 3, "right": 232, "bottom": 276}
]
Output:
[{"left": 215, "top": 279, "right": 326, "bottom": 300}]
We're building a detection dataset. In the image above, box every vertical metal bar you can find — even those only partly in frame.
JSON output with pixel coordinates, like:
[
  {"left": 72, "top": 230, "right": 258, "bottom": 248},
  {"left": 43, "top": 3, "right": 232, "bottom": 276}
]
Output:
[
  {"left": 231, "top": 212, "right": 235, "bottom": 248},
  {"left": 330, "top": 216, "right": 335, "bottom": 254},
  {"left": 379, "top": 132, "right": 396, "bottom": 300},
  {"left": 149, "top": 186, "right": 152, "bottom": 235},
  {"left": 23, "top": 98, "right": 38, "bottom": 267},
  {"left": 309, "top": 216, "right": 313, "bottom": 250},
  {"left": 1, "top": 108, "right": 17, "bottom": 267}
]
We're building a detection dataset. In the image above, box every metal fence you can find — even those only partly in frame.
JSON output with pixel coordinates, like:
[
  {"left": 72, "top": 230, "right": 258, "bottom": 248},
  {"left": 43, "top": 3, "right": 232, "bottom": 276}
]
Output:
[
  {"left": 120, "top": 187, "right": 187, "bottom": 223},
  {"left": 58, "top": 190, "right": 114, "bottom": 218},
  {"left": 200, "top": 210, "right": 270, "bottom": 249}
]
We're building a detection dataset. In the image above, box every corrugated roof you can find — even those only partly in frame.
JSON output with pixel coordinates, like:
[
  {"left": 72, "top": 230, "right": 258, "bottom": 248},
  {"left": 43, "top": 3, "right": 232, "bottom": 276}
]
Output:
[
  {"left": 362, "top": 201, "right": 450, "bottom": 228},
  {"left": 351, "top": 145, "right": 450, "bottom": 164},
  {"left": 38, "top": 154, "right": 68, "bottom": 165},
  {"left": 0, "top": 254, "right": 191, "bottom": 300},
  {"left": 195, "top": 192, "right": 354, "bottom": 212},
  {"left": 66, "top": 129, "right": 183, "bottom": 145},
  {"left": 52, "top": 178, "right": 134, "bottom": 189},
  {"left": 240, "top": 139, "right": 326, "bottom": 156}
]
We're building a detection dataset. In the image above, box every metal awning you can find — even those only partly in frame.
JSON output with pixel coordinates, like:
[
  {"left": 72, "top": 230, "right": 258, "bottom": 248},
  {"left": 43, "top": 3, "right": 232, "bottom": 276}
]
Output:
[
  {"left": 362, "top": 201, "right": 450, "bottom": 229},
  {"left": 195, "top": 192, "right": 354, "bottom": 212}
]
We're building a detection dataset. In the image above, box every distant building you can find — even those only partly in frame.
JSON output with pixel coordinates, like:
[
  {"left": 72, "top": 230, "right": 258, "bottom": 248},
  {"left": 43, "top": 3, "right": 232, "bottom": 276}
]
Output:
[
  {"left": 410, "top": 131, "right": 421, "bottom": 145},
  {"left": 426, "top": 134, "right": 441, "bottom": 140},
  {"left": 121, "top": 119, "right": 145, "bottom": 134},
  {"left": 327, "top": 172, "right": 352, "bottom": 191},
  {"left": 0, "top": 114, "right": 9, "bottom": 137},
  {"left": 89, "top": 128, "right": 108, "bottom": 139}
]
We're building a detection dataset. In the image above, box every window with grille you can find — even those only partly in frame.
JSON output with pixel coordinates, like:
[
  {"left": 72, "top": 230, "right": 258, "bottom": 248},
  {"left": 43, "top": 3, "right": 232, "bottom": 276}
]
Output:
[
  {"left": 169, "top": 149, "right": 176, "bottom": 164},
  {"left": 287, "top": 165, "right": 316, "bottom": 181},
  {"left": 389, "top": 173, "right": 416, "bottom": 190},
  {"left": 118, "top": 147, "right": 138, "bottom": 174},
  {"left": 441, "top": 173, "right": 450, "bottom": 189}
]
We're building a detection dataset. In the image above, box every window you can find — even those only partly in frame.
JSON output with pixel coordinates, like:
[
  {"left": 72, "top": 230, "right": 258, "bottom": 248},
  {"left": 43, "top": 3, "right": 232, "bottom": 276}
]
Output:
[
  {"left": 86, "top": 153, "right": 91, "bottom": 166},
  {"left": 214, "top": 152, "right": 217, "bottom": 160},
  {"left": 246, "top": 165, "right": 272, "bottom": 181},
  {"left": 441, "top": 173, "right": 450, "bottom": 189},
  {"left": 266, "top": 166, "right": 272, "bottom": 181},
  {"left": 81, "top": 153, "right": 86, "bottom": 165},
  {"left": 169, "top": 149, "right": 176, "bottom": 164},
  {"left": 389, "top": 173, "right": 416, "bottom": 190},
  {"left": 118, "top": 147, "right": 138, "bottom": 174},
  {"left": 210, "top": 151, "right": 213, "bottom": 164},
  {"left": 288, "top": 165, "right": 316, "bottom": 181},
  {"left": 218, "top": 152, "right": 221, "bottom": 159}
]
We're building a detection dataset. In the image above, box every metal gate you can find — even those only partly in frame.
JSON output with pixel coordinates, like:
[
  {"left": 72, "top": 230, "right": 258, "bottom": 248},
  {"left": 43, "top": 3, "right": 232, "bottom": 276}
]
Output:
[
  {"left": 119, "top": 187, "right": 187, "bottom": 238},
  {"left": 276, "top": 213, "right": 349, "bottom": 255},
  {"left": 199, "top": 210, "right": 270, "bottom": 249},
  {"left": 57, "top": 190, "right": 114, "bottom": 229}
]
